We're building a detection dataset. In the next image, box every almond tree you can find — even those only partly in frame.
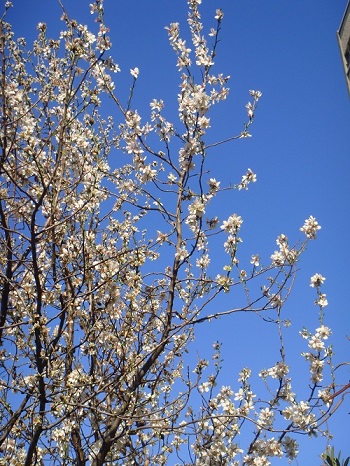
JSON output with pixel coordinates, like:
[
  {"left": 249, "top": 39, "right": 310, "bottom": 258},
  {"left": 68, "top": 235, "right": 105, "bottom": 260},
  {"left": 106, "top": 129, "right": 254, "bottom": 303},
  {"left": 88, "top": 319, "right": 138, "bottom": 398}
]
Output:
[{"left": 0, "top": 1, "right": 344, "bottom": 464}]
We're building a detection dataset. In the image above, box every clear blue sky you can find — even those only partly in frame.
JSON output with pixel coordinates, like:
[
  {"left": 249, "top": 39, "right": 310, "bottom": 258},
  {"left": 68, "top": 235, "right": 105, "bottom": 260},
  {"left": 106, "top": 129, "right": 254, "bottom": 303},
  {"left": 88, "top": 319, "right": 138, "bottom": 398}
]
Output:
[{"left": 9, "top": 0, "right": 350, "bottom": 463}]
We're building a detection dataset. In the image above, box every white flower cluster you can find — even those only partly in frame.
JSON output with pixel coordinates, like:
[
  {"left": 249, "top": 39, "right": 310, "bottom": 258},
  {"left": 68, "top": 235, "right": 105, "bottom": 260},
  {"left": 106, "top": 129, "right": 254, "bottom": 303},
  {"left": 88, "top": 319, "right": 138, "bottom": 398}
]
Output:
[
  {"left": 283, "top": 401, "right": 316, "bottom": 429},
  {"left": 236, "top": 168, "right": 257, "bottom": 190},
  {"left": 270, "top": 233, "right": 297, "bottom": 266},
  {"left": 300, "top": 274, "right": 331, "bottom": 382},
  {"left": 259, "top": 361, "right": 289, "bottom": 380},
  {"left": 221, "top": 214, "right": 243, "bottom": 234},
  {"left": 300, "top": 215, "right": 321, "bottom": 239},
  {"left": 310, "top": 273, "right": 326, "bottom": 288}
]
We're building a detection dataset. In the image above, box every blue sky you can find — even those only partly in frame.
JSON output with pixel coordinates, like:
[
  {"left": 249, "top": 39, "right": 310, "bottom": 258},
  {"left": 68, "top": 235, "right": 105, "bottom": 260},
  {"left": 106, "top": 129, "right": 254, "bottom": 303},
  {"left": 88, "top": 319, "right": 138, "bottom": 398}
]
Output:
[{"left": 8, "top": 0, "right": 350, "bottom": 463}]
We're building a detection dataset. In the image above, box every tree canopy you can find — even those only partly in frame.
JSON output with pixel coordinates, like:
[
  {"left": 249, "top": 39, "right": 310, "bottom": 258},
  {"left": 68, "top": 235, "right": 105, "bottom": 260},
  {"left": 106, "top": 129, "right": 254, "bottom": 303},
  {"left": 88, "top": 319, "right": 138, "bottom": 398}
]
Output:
[{"left": 0, "top": 1, "right": 347, "bottom": 465}]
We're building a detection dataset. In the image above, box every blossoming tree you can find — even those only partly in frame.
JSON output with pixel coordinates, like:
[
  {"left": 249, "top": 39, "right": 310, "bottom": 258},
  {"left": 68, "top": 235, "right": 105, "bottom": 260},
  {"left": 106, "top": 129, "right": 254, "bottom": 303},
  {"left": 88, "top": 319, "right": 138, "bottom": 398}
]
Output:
[{"left": 0, "top": 0, "right": 345, "bottom": 464}]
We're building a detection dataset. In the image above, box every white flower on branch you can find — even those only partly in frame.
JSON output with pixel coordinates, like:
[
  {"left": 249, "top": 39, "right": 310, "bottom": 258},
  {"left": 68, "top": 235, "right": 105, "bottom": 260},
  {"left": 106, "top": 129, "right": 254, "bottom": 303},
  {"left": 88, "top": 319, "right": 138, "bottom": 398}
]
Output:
[
  {"left": 236, "top": 168, "right": 257, "bottom": 190},
  {"left": 310, "top": 273, "right": 326, "bottom": 288},
  {"left": 130, "top": 67, "right": 139, "bottom": 79},
  {"left": 315, "top": 293, "right": 328, "bottom": 308},
  {"left": 220, "top": 214, "right": 243, "bottom": 234},
  {"left": 300, "top": 215, "right": 321, "bottom": 239}
]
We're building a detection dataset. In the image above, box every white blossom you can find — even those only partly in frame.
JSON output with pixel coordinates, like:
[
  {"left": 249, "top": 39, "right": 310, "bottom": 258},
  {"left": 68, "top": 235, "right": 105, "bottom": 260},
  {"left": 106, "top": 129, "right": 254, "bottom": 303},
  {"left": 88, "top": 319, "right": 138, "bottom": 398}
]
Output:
[
  {"left": 310, "top": 273, "right": 326, "bottom": 288},
  {"left": 221, "top": 214, "right": 243, "bottom": 234},
  {"left": 130, "top": 67, "right": 139, "bottom": 78},
  {"left": 300, "top": 216, "right": 321, "bottom": 239}
]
